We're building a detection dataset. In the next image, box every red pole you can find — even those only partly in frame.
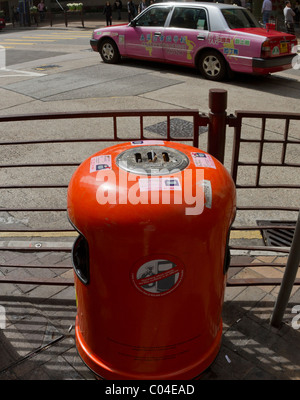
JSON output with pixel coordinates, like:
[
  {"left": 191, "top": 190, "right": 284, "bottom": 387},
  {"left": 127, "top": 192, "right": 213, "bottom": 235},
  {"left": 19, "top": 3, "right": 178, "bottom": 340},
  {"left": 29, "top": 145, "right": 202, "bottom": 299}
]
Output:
[{"left": 207, "top": 89, "right": 227, "bottom": 164}]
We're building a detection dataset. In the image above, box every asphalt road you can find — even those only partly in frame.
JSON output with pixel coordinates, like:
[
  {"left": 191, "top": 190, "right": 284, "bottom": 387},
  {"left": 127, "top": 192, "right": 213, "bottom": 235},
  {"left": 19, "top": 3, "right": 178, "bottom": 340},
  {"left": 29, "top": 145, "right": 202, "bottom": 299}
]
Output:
[
  {"left": 0, "top": 26, "right": 299, "bottom": 233},
  {"left": 1, "top": 28, "right": 299, "bottom": 105}
]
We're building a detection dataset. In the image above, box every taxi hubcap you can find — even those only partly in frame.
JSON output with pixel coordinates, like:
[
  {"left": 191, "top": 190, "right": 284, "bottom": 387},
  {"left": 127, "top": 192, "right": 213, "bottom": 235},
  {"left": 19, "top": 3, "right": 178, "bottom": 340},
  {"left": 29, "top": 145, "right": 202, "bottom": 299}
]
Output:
[
  {"left": 102, "top": 43, "right": 114, "bottom": 60},
  {"left": 203, "top": 55, "right": 221, "bottom": 76}
]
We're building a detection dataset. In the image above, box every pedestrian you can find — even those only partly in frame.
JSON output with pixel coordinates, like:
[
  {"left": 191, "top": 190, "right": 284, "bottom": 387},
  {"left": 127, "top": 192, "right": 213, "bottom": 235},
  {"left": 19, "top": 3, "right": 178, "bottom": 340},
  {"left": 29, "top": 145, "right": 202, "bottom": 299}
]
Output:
[
  {"left": 103, "top": 1, "right": 113, "bottom": 26},
  {"left": 138, "top": 0, "right": 148, "bottom": 14},
  {"left": 37, "top": 0, "right": 46, "bottom": 21},
  {"left": 114, "top": 0, "right": 122, "bottom": 20},
  {"left": 283, "top": 0, "right": 295, "bottom": 34},
  {"left": 127, "top": 0, "right": 136, "bottom": 22},
  {"left": 18, "top": 0, "right": 25, "bottom": 26},
  {"left": 261, "top": 0, "right": 272, "bottom": 27},
  {"left": 294, "top": 0, "right": 300, "bottom": 26}
]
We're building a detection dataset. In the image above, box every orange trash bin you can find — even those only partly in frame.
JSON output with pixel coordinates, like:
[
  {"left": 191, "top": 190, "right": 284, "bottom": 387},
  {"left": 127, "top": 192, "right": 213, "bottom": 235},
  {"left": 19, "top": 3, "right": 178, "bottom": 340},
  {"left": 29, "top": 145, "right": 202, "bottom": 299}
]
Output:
[{"left": 67, "top": 140, "right": 236, "bottom": 380}]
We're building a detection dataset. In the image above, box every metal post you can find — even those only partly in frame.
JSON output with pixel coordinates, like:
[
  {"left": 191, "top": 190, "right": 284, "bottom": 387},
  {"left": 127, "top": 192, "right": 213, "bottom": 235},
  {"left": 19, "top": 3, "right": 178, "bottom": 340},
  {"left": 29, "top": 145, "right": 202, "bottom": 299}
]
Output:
[
  {"left": 271, "top": 208, "right": 300, "bottom": 327},
  {"left": 207, "top": 88, "right": 227, "bottom": 164},
  {"left": 81, "top": 9, "right": 84, "bottom": 28}
]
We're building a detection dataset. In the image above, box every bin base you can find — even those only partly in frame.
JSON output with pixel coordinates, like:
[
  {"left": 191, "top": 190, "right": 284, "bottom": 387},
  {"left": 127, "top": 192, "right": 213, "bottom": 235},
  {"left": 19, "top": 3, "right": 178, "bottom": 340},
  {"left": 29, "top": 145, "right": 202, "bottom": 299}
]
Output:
[{"left": 75, "top": 319, "right": 223, "bottom": 380}]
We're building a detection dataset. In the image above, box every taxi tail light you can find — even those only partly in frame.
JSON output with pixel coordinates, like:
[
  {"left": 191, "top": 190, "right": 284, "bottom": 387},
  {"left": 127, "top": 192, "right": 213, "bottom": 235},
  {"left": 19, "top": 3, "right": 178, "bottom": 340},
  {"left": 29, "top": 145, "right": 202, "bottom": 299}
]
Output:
[{"left": 261, "top": 40, "right": 271, "bottom": 58}]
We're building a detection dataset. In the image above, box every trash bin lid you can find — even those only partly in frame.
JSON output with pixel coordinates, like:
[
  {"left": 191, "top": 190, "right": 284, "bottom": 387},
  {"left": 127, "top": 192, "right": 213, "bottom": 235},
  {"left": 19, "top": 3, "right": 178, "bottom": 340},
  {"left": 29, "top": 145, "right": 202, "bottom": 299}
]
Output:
[{"left": 116, "top": 145, "right": 190, "bottom": 176}]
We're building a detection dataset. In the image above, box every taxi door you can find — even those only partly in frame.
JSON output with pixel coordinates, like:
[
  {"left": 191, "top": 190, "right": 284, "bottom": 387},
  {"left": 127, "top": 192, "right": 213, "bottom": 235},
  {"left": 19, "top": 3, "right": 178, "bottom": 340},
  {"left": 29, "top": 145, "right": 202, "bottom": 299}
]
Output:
[
  {"left": 163, "top": 6, "right": 209, "bottom": 66},
  {"left": 125, "top": 5, "right": 171, "bottom": 61}
]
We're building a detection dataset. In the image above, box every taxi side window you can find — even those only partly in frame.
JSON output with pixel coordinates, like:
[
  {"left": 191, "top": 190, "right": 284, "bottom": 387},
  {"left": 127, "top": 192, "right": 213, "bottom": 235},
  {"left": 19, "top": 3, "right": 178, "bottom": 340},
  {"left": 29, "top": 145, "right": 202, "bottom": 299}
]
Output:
[
  {"left": 170, "top": 7, "right": 208, "bottom": 30},
  {"left": 196, "top": 9, "right": 208, "bottom": 30},
  {"left": 135, "top": 7, "right": 170, "bottom": 27}
]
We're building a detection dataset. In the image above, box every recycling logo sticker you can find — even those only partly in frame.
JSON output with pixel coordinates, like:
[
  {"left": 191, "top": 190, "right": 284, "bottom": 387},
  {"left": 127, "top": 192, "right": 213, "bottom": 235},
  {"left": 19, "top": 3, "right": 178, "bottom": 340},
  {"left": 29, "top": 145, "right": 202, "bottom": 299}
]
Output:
[{"left": 131, "top": 256, "right": 184, "bottom": 297}]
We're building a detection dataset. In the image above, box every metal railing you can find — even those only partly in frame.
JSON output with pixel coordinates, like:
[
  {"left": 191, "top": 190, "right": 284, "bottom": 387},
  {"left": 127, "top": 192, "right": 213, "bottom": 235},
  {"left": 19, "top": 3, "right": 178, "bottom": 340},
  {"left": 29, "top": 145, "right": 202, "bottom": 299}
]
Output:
[{"left": 227, "top": 109, "right": 300, "bottom": 287}]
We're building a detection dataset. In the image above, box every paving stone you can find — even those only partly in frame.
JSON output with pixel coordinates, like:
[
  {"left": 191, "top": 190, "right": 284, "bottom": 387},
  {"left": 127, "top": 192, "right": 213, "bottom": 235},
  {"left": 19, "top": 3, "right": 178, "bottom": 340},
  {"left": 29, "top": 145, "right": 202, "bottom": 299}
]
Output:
[
  {"left": 211, "top": 342, "right": 256, "bottom": 380},
  {"left": 0, "top": 369, "right": 18, "bottom": 380},
  {"left": 61, "top": 345, "right": 96, "bottom": 380},
  {"left": 25, "top": 284, "right": 68, "bottom": 300}
]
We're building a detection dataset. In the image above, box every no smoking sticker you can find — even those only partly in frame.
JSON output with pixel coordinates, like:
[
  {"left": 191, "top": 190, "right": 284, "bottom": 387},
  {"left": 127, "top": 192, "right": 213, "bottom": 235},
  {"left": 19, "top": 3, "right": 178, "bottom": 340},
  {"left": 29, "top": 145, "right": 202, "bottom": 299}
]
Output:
[
  {"left": 90, "top": 155, "right": 112, "bottom": 173},
  {"left": 191, "top": 152, "right": 216, "bottom": 169},
  {"left": 131, "top": 256, "right": 184, "bottom": 297}
]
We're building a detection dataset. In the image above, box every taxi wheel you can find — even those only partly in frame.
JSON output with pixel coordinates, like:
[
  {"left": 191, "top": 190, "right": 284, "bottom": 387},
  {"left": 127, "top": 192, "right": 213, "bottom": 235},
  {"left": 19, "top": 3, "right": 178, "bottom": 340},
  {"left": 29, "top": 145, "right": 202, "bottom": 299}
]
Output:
[
  {"left": 198, "top": 50, "right": 227, "bottom": 81},
  {"left": 99, "top": 39, "right": 120, "bottom": 63}
]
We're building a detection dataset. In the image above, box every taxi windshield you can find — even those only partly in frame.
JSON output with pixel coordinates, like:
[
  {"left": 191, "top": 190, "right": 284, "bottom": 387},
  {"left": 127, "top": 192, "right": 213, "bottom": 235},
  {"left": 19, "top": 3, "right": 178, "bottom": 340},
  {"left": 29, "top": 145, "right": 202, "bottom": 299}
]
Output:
[{"left": 221, "top": 8, "right": 261, "bottom": 29}]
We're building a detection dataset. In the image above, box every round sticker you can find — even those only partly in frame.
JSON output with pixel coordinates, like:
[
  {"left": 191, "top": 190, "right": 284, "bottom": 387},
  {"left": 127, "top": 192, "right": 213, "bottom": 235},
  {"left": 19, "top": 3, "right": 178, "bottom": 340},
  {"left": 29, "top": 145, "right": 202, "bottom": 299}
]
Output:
[{"left": 131, "top": 256, "right": 184, "bottom": 297}]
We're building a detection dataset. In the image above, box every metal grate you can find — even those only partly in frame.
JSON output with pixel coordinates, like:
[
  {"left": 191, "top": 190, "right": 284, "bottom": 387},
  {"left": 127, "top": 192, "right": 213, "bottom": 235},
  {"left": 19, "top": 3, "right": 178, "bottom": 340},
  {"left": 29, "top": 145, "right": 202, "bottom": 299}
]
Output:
[
  {"left": 257, "top": 220, "right": 296, "bottom": 247},
  {"left": 145, "top": 118, "right": 208, "bottom": 138}
]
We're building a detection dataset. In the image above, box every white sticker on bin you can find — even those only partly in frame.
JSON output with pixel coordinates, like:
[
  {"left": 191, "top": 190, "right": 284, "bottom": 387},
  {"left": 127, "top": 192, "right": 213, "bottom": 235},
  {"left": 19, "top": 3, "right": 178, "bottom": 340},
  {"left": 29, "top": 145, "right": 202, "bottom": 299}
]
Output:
[
  {"left": 199, "top": 180, "right": 212, "bottom": 209},
  {"left": 90, "top": 155, "right": 112, "bottom": 173},
  {"left": 191, "top": 152, "right": 216, "bottom": 169},
  {"left": 139, "top": 177, "right": 182, "bottom": 192}
]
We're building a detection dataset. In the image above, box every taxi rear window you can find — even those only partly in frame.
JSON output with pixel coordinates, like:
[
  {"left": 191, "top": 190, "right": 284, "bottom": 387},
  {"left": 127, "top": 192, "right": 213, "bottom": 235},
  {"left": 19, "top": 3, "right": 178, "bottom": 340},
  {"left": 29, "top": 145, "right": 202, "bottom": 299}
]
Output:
[
  {"left": 222, "top": 8, "right": 260, "bottom": 29},
  {"left": 169, "top": 7, "right": 208, "bottom": 30}
]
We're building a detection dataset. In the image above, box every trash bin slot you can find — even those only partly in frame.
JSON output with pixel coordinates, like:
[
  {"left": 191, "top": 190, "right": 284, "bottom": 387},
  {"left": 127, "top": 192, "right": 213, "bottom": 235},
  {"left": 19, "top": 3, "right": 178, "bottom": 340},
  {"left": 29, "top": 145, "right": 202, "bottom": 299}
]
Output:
[
  {"left": 162, "top": 152, "right": 170, "bottom": 162},
  {"left": 116, "top": 146, "right": 189, "bottom": 175},
  {"left": 135, "top": 153, "right": 142, "bottom": 163},
  {"left": 223, "top": 245, "right": 231, "bottom": 275},
  {"left": 147, "top": 151, "right": 157, "bottom": 162},
  {"left": 135, "top": 151, "right": 170, "bottom": 163},
  {"left": 72, "top": 234, "right": 90, "bottom": 285}
]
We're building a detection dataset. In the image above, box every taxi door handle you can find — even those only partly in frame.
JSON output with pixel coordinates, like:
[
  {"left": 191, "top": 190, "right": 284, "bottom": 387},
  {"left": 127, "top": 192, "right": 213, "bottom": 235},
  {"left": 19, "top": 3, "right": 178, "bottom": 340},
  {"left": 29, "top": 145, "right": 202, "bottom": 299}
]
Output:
[
  {"left": 197, "top": 35, "right": 206, "bottom": 40},
  {"left": 154, "top": 32, "right": 161, "bottom": 36}
]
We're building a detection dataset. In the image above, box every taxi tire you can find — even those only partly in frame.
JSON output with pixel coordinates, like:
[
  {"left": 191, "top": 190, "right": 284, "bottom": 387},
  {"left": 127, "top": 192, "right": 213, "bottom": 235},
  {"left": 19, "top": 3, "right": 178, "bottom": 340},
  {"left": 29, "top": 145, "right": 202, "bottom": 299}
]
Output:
[
  {"left": 198, "top": 50, "right": 227, "bottom": 81},
  {"left": 99, "top": 39, "right": 120, "bottom": 64}
]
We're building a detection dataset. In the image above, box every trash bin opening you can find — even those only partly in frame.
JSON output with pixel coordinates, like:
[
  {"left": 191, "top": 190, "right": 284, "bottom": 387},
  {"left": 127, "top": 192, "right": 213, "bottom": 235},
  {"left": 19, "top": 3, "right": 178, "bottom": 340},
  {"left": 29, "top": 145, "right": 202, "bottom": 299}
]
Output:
[{"left": 72, "top": 234, "right": 90, "bottom": 285}]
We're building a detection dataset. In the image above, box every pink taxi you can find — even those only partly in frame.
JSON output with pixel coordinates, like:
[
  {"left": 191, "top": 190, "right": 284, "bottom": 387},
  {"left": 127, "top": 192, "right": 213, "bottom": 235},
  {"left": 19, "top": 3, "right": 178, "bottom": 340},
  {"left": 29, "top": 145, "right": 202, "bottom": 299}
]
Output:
[{"left": 90, "top": 2, "right": 298, "bottom": 81}]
